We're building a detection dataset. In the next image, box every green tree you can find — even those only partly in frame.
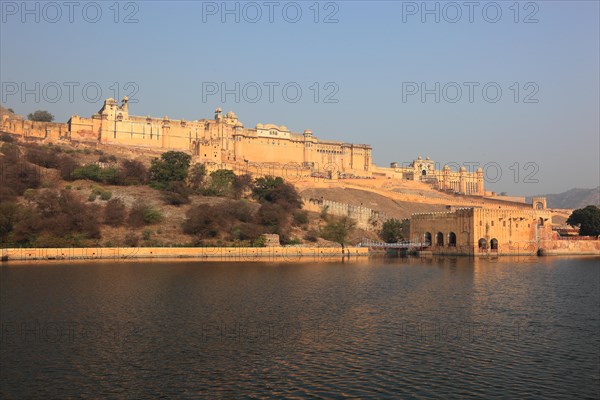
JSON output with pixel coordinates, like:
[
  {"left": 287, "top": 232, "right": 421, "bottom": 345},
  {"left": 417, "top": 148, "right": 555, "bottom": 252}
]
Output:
[
  {"left": 149, "top": 151, "right": 191, "bottom": 186},
  {"left": 252, "top": 176, "right": 301, "bottom": 209},
  {"left": 566, "top": 205, "right": 600, "bottom": 236},
  {"left": 188, "top": 163, "right": 207, "bottom": 191},
  {"left": 380, "top": 218, "right": 409, "bottom": 243},
  {"left": 27, "top": 110, "right": 54, "bottom": 122},
  {"left": 321, "top": 216, "right": 356, "bottom": 251},
  {"left": 71, "top": 164, "right": 101, "bottom": 181},
  {"left": 0, "top": 201, "right": 20, "bottom": 243},
  {"left": 232, "top": 174, "right": 253, "bottom": 199},
  {"left": 205, "top": 169, "right": 236, "bottom": 196}
]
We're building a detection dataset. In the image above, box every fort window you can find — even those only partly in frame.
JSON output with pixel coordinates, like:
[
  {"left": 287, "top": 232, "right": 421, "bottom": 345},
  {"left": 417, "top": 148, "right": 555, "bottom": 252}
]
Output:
[
  {"left": 503, "top": 221, "right": 506, "bottom": 227},
  {"left": 448, "top": 232, "right": 457, "bottom": 247},
  {"left": 538, "top": 217, "right": 544, "bottom": 226},
  {"left": 478, "top": 238, "right": 487, "bottom": 250},
  {"left": 490, "top": 238, "right": 498, "bottom": 251},
  {"left": 435, "top": 232, "right": 444, "bottom": 246},
  {"left": 491, "top": 221, "right": 494, "bottom": 226},
  {"left": 424, "top": 232, "right": 432, "bottom": 246}
]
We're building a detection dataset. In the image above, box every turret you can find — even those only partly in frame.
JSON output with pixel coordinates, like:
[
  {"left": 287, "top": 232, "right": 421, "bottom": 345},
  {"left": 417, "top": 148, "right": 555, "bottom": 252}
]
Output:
[
  {"left": 532, "top": 197, "right": 547, "bottom": 210},
  {"left": 476, "top": 167, "right": 484, "bottom": 195}
]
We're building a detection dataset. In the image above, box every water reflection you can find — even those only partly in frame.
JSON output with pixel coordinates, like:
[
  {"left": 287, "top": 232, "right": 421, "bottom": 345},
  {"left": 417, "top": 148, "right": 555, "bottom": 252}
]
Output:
[{"left": 1, "top": 256, "right": 598, "bottom": 398}]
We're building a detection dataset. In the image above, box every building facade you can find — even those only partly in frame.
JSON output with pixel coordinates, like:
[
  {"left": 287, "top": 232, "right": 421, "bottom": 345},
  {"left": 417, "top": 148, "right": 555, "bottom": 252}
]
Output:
[
  {"left": 410, "top": 197, "right": 553, "bottom": 255},
  {"left": 1, "top": 98, "right": 483, "bottom": 194},
  {"left": 67, "top": 97, "right": 373, "bottom": 177},
  {"left": 374, "top": 156, "right": 485, "bottom": 196}
]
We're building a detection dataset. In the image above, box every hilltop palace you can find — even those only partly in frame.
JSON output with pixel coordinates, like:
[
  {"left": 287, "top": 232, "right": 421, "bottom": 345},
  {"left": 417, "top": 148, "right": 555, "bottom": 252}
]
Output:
[
  {"left": 1, "top": 97, "right": 485, "bottom": 195},
  {"left": 3, "top": 97, "right": 599, "bottom": 255}
]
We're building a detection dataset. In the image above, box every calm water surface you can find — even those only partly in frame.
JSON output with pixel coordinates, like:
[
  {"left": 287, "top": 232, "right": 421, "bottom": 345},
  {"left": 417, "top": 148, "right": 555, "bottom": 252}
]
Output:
[{"left": 1, "top": 256, "right": 599, "bottom": 399}]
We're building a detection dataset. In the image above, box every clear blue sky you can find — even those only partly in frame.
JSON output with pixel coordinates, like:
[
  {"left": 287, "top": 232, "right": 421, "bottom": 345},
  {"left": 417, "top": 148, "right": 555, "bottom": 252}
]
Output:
[{"left": 1, "top": 1, "right": 598, "bottom": 196}]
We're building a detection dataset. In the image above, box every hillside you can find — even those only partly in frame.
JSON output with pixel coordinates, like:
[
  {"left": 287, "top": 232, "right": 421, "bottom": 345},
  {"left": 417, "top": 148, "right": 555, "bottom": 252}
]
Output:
[
  {"left": 1, "top": 134, "right": 373, "bottom": 248},
  {"left": 527, "top": 187, "right": 600, "bottom": 209},
  {"left": 1, "top": 132, "right": 574, "bottom": 248}
]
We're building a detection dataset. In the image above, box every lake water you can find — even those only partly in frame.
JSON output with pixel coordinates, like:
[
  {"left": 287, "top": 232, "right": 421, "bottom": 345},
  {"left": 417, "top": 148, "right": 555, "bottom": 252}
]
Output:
[{"left": 1, "top": 256, "right": 599, "bottom": 399}]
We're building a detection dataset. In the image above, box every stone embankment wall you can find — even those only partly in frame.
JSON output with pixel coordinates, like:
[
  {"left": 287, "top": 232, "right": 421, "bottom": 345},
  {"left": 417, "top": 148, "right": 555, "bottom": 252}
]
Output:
[
  {"left": 540, "top": 238, "right": 600, "bottom": 255},
  {"left": 1, "top": 246, "right": 369, "bottom": 262}
]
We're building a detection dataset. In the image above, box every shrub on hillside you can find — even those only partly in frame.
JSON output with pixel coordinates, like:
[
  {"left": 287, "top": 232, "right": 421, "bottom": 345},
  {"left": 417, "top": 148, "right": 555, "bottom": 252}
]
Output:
[
  {"left": 119, "top": 159, "right": 148, "bottom": 185},
  {"left": 11, "top": 189, "right": 100, "bottom": 246},
  {"left": 70, "top": 164, "right": 120, "bottom": 184},
  {"left": 0, "top": 146, "right": 41, "bottom": 195},
  {"left": 0, "top": 201, "right": 20, "bottom": 243},
  {"left": 26, "top": 146, "right": 62, "bottom": 168},
  {"left": 124, "top": 232, "right": 139, "bottom": 247},
  {"left": 0, "top": 133, "right": 15, "bottom": 142},
  {"left": 72, "top": 164, "right": 101, "bottom": 181},
  {"left": 161, "top": 181, "right": 191, "bottom": 206},
  {"left": 183, "top": 205, "right": 220, "bottom": 237},
  {"left": 293, "top": 210, "right": 309, "bottom": 226},
  {"left": 188, "top": 163, "right": 207, "bottom": 191},
  {"left": 88, "top": 186, "right": 112, "bottom": 201},
  {"left": 183, "top": 200, "right": 263, "bottom": 241},
  {"left": 104, "top": 198, "right": 127, "bottom": 226},
  {"left": 128, "top": 203, "right": 163, "bottom": 227},
  {"left": 257, "top": 202, "right": 292, "bottom": 239}
]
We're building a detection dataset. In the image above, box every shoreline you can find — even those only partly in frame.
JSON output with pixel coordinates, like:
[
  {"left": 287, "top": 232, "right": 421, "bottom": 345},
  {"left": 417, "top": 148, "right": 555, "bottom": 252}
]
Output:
[
  {"left": 2, "top": 246, "right": 598, "bottom": 263},
  {"left": 1, "top": 246, "right": 369, "bottom": 262}
]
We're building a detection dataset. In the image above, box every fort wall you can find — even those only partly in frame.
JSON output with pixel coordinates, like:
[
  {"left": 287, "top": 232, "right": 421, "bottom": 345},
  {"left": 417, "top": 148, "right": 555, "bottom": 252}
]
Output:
[
  {"left": 0, "top": 98, "right": 479, "bottom": 193},
  {"left": 302, "top": 197, "right": 388, "bottom": 231}
]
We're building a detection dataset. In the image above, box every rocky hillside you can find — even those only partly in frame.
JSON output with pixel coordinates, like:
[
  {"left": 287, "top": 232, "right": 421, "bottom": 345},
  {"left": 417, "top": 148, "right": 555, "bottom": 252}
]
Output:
[{"left": 1, "top": 134, "right": 378, "bottom": 248}]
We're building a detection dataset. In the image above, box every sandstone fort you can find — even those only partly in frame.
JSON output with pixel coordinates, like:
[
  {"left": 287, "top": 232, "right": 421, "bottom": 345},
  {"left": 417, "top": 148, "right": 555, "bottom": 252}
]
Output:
[
  {"left": 2, "top": 98, "right": 598, "bottom": 256},
  {"left": 2, "top": 97, "right": 484, "bottom": 195}
]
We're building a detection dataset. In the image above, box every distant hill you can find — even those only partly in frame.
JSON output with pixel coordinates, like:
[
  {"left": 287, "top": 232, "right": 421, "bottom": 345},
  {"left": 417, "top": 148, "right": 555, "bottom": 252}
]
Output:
[{"left": 527, "top": 187, "right": 600, "bottom": 209}]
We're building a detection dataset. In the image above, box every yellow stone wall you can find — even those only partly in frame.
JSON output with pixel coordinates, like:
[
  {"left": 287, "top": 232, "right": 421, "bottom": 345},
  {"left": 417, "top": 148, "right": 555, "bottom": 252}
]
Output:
[
  {"left": 1, "top": 114, "right": 68, "bottom": 141},
  {"left": 1, "top": 246, "right": 369, "bottom": 262},
  {"left": 410, "top": 202, "right": 554, "bottom": 255},
  {"left": 1, "top": 98, "right": 479, "bottom": 189},
  {"left": 64, "top": 98, "right": 373, "bottom": 176}
]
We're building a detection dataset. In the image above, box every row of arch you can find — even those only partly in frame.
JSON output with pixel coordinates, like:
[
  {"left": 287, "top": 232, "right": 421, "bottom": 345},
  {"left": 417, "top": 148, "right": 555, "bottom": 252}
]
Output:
[
  {"left": 423, "top": 232, "right": 499, "bottom": 251},
  {"left": 424, "top": 232, "right": 457, "bottom": 247},
  {"left": 478, "top": 238, "right": 499, "bottom": 251}
]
